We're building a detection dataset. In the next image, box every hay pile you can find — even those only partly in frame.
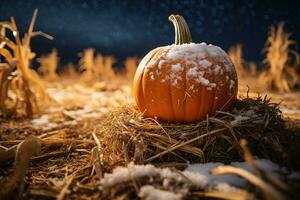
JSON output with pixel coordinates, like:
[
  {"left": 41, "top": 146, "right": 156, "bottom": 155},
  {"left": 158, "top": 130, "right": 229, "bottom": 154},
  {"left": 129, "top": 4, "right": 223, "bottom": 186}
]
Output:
[
  {"left": 97, "top": 95, "right": 289, "bottom": 169},
  {"left": 1, "top": 94, "right": 299, "bottom": 200}
]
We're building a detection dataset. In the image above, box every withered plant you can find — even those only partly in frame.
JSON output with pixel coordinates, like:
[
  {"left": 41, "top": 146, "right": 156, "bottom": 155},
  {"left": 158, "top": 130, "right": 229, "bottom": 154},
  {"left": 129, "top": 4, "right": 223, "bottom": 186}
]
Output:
[
  {"left": 79, "top": 48, "right": 96, "bottom": 83},
  {"left": 62, "top": 62, "right": 78, "bottom": 77},
  {"left": 38, "top": 48, "right": 59, "bottom": 81},
  {"left": 228, "top": 44, "right": 245, "bottom": 78},
  {"left": 260, "top": 22, "right": 299, "bottom": 92},
  {"left": 94, "top": 54, "right": 117, "bottom": 81},
  {"left": 0, "top": 9, "right": 53, "bottom": 117},
  {"left": 103, "top": 55, "right": 116, "bottom": 81},
  {"left": 79, "top": 49, "right": 117, "bottom": 83},
  {"left": 248, "top": 62, "right": 257, "bottom": 76},
  {"left": 124, "top": 56, "right": 138, "bottom": 81},
  {"left": 94, "top": 53, "right": 104, "bottom": 79}
]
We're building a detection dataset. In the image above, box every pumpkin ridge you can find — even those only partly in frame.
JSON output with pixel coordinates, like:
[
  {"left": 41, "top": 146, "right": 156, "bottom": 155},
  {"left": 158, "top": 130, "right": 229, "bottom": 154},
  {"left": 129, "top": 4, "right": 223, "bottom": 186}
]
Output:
[
  {"left": 168, "top": 74, "right": 178, "bottom": 121},
  {"left": 207, "top": 70, "right": 217, "bottom": 115},
  {"left": 194, "top": 50, "right": 207, "bottom": 120},
  {"left": 151, "top": 47, "right": 172, "bottom": 119},
  {"left": 221, "top": 54, "right": 236, "bottom": 111},
  {"left": 182, "top": 60, "right": 187, "bottom": 119},
  {"left": 133, "top": 65, "right": 145, "bottom": 112},
  {"left": 141, "top": 48, "right": 163, "bottom": 116},
  {"left": 168, "top": 66, "right": 176, "bottom": 121},
  {"left": 168, "top": 50, "right": 186, "bottom": 121},
  {"left": 137, "top": 70, "right": 145, "bottom": 113},
  {"left": 133, "top": 47, "right": 161, "bottom": 113},
  {"left": 146, "top": 50, "right": 162, "bottom": 118},
  {"left": 210, "top": 65, "right": 218, "bottom": 115},
  {"left": 204, "top": 50, "right": 217, "bottom": 115},
  {"left": 197, "top": 82, "right": 206, "bottom": 120}
]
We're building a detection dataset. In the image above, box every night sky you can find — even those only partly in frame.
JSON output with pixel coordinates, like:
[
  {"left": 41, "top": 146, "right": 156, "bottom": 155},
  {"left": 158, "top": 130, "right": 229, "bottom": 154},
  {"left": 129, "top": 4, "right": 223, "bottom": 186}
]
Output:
[{"left": 1, "top": 0, "right": 300, "bottom": 67}]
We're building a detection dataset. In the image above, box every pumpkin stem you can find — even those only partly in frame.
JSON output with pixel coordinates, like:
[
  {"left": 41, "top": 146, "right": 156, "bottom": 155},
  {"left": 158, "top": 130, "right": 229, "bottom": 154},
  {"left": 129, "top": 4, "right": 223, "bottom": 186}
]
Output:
[{"left": 169, "top": 14, "right": 192, "bottom": 45}]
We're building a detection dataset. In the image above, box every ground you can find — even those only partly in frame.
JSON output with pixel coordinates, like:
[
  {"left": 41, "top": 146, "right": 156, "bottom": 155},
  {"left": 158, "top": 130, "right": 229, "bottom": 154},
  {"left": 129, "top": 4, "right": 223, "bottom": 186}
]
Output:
[{"left": 0, "top": 76, "right": 300, "bottom": 199}]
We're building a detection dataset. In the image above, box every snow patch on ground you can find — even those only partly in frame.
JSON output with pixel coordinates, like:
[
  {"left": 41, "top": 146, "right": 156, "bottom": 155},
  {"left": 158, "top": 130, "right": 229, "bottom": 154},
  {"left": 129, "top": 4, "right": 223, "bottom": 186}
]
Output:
[
  {"left": 185, "top": 159, "right": 300, "bottom": 187},
  {"left": 139, "top": 185, "right": 182, "bottom": 200},
  {"left": 100, "top": 162, "right": 209, "bottom": 189},
  {"left": 230, "top": 109, "right": 257, "bottom": 126},
  {"left": 31, "top": 115, "right": 58, "bottom": 128},
  {"left": 100, "top": 163, "right": 158, "bottom": 187}
]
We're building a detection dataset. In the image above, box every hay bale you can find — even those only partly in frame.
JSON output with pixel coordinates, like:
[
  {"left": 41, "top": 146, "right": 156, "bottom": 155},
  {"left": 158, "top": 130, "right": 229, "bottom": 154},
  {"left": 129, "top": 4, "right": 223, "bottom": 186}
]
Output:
[{"left": 96, "top": 95, "right": 286, "bottom": 169}]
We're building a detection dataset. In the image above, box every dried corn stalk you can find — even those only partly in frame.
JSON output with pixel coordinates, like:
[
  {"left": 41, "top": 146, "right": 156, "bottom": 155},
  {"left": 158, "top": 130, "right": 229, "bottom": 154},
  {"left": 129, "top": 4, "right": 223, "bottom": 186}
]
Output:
[
  {"left": 94, "top": 53, "right": 105, "bottom": 79},
  {"left": 260, "top": 22, "right": 299, "bottom": 92},
  {"left": 79, "top": 48, "right": 95, "bottom": 83},
  {"left": 248, "top": 62, "right": 257, "bottom": 76},
  {"left": 124, "top": 56, "right": 138, "bottom": 81},
  {"left": 60, "top": 62, "right": 78, "bottom": 77},
  {"left": 103, "top": 55, "right": 116, "bottom": 80},
  {"left": 0, "top": 9, "right": 53, "bottom": 117},
  {"left": 38, "top": 48, "right": 59, "bottom": 81},
  {"left": 79, "top": 49, "right": 116, "bottom": 83},
  {"left": 228, "top": 44, "right": 245, "bottom": 78},
  {"left": 93, "top": 53, "right": 117, "bottom": 81}
]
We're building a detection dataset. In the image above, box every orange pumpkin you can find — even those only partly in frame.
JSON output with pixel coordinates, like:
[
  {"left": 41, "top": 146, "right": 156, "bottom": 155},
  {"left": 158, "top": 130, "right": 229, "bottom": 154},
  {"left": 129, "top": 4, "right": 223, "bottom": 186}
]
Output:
[{"left": 133, "top": 14, "right": 238, "bottom": 122}]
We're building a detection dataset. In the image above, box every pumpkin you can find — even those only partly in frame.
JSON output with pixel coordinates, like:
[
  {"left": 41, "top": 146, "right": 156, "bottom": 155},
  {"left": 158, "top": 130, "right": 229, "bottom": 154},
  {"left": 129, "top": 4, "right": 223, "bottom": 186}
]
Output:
[{"left": 133, "top": 14, "right": 238, "bottom": 122}]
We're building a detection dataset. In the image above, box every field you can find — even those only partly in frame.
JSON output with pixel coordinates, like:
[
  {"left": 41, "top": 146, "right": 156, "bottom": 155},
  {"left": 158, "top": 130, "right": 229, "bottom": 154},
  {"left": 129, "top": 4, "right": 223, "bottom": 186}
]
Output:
[{"left": 1, "top": 10, "right": 300, "bottom": 200}]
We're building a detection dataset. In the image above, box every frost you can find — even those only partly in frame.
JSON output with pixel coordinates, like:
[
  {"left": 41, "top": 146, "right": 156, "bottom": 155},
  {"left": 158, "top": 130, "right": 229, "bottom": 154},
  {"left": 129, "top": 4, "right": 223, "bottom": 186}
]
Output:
[
  {"left": 100, "top": 163, "right": 157, "bottom": 187},
  {"left": 170, "top": 63, "right": 183, "bottom": 86},
  {"left": 214, "top": 182, "right": 240, "bottom": 193},
  {"left": 171, "top": 63, "right": 182, "bottom": 72},
  {"left": 186, "top": 67, "right": 216, "bottom": 88},
  {"left": 149, "top": 72, "right": 155, "bottom": 80},
  {"left": 31, "top": 115, "right": 58, "bottom": 128},
  {"left": 187, "top": 67, "right": 206, "bottom": 83},
  {"left": 139, "top": 185, "right": 182, "bottom": 200},
  {"left": 100, "top": 162, "right": 208, "bottom": 189},
  {"left": 164, "top": 43, "right": 235, "bottom": 74},
  {"left": 166, "top": 43, "right": 206, "bottom": 61},
  {"left": 230, "top": 108, "right": 258, "bottom": 126},
  {"left": 198, "top": 59, "right": 212, "bottom": 69},
  {"left": 31, "top": 115, "right": 49, "bottom": 126},
  {"left": 185, "top": 159, "right": 298, "bottom": 188},
  {"left": 213, "top": 65, "right": 222, "bottom": 75},
  {"left": 230, "top": 115, "right": 250, "bottom": 126},
  {"left": 145, "top": 43, "right": 236, "bottom": 91},
  {"left": 182, "top": 171, "right": 209, "bottom": 188},
  {"left": 165, "top": 43, "right": 232, "bottom": 68},
  {"left": 210, "top": 83, "right": 217, "bottom": 87}
]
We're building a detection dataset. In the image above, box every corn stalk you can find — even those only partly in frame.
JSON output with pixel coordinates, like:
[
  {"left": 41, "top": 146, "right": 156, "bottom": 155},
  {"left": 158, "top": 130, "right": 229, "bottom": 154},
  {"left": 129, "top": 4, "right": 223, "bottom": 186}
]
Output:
[
  {"left": 0, "top": 9, "right": 53, "bottom": 117},
  {"left": 260, "top": 22, "right": 299, "bottom": 92},
  {"left": 38, "top": 48, "right": 59, "bottom": 81}
]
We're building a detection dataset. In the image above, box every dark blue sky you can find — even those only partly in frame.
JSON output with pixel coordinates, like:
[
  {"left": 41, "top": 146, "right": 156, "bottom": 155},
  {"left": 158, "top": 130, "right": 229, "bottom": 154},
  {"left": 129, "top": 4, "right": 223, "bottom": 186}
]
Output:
[{"left": 1, "top": 0, "right": 300, "bottom": 66}]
